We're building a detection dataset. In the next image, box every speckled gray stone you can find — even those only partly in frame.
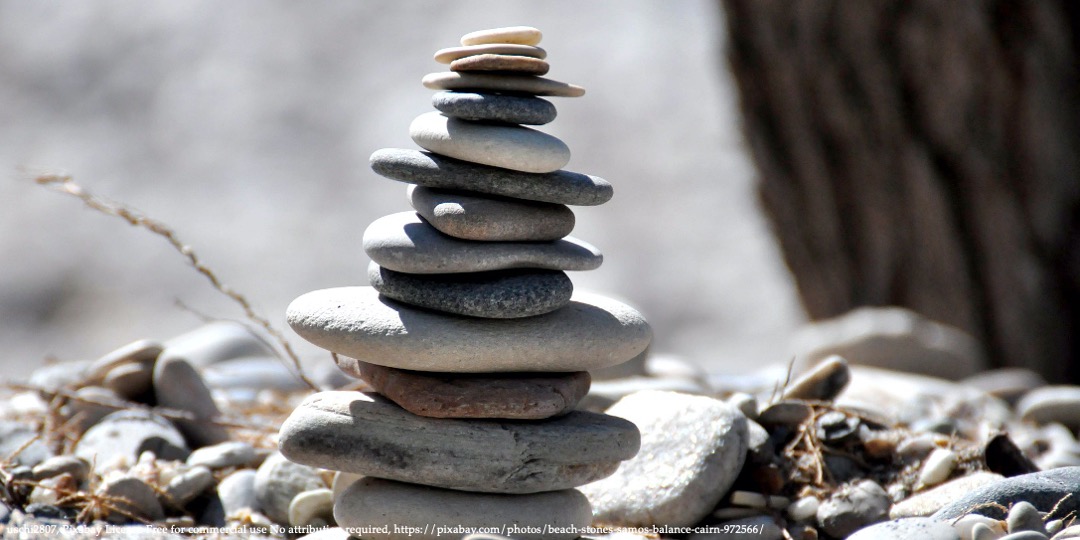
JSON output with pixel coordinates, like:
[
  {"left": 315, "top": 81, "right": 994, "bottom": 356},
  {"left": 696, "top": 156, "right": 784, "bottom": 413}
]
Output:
[
  {"left": 278, "top": 391, "right": 639, "bottom": 494},
  {"left": 368, "top": 263, "right": 572, "bottom": 318},
  {"left": 254, "top": 452, "right": 325, "bottom": 526},
  {"left": 410, "top": 112, "right": 569, "bottom": 173},
  {"left": 932, "top": 467, "right": 1080, "bottom": 520},
  {"left": 346, "top": 360, "right": 590, "bottom": 419},
  {"left": 370, "top": 149, "right": 612, "bottom": 206},
  {"left": 408, "top": 185, "right": 574, "bottom": 241},
  {"left": 433, "top": 91, "right": 556, "bottom": 125},
  {"left": 579, "top": 391, "right": 748, "bottom": 527},
  {"left": 74, "top": 410, "right": 189, "bottom": 464},
  {"left": 287, "top": 287, "right": 651, "bottom": 373},
  {"left": 335, "top": 478, "right": 589, "bottom": 540},
  {"left": 364, "top": 212, "right": 600, "bottom": 274},
  {"left": 423, "top": 72, "right": 585, "bottom": 97}
]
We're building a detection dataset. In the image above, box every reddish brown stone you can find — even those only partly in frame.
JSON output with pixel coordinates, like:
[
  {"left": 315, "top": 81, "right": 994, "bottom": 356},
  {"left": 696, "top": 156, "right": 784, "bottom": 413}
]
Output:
[
  {"left": 450, "top": 54, "right": 550, "bottom": 76},
  {"left": 348, "top": 360, "right": 590, "bottom": 420}
]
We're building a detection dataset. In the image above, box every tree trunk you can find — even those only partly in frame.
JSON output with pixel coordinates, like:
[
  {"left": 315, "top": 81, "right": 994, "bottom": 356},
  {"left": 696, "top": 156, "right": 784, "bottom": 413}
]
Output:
[{"left": 721, "top": 0, "right": 1080, "bottom": 381}]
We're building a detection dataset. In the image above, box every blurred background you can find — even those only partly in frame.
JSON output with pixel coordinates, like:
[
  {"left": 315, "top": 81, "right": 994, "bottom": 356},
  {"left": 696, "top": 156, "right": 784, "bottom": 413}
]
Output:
[{"left": 0, "top": 0, "right": 807, "bottom": 379}]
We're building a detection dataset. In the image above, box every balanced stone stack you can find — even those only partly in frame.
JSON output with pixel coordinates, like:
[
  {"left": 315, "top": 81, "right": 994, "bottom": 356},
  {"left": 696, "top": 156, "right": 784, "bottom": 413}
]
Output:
[{"left": 279, "top": 26, "right": 651, "bottom": 540}]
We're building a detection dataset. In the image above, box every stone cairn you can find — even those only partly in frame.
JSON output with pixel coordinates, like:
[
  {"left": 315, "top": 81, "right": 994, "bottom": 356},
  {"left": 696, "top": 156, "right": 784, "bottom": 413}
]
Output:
[{"left": 278, "top": 26, "right": 652, "bottom": 539}]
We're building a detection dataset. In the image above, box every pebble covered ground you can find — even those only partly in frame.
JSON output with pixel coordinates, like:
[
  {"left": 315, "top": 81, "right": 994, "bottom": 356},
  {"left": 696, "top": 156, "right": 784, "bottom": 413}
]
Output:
[{"left": 6, "top": 22, "right": 1080, "bottom": 540}]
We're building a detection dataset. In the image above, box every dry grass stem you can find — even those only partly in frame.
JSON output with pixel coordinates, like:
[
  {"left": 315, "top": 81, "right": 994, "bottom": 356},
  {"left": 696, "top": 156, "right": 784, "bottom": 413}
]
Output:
[{"left": 34, "top": 172, "right": 318, "bottom": 391}]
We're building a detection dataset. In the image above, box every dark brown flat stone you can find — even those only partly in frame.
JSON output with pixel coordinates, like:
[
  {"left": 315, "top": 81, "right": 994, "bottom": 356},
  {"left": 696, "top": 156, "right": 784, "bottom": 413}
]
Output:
[{"left": 350, "top": 360, "right": 590, "bottom": 419}]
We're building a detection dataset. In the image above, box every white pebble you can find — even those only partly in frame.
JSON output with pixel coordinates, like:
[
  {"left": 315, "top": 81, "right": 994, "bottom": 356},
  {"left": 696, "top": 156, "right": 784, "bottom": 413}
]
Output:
[
  {"left": 288, "top": 488, "right": 333, "bottom": 527},
  {"left": 953, "top": 514, "right": 1005, "bottom": 540},
  {"left": 787, "top": 496, "right": 820, "bottom": 522},
  {"left": 918, "top": 448, "right": 958, "bottom": 488},
  {"left": 730, "top": 490, "right": 767, "bottom": 508}
]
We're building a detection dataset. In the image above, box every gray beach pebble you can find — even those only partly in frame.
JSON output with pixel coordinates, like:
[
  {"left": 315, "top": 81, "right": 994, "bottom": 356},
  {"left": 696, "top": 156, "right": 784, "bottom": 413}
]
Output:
[
  {"left": 368, "top": 263, "right": 572, "bottom": 319},
  {"left": 364, "top": 212, "right": 601, "bottom": 274},
  {"left": 288, "top": 286, "right": 651, "bottom": 373},
  {"left": 278, "top": 391, "right": 639, "bottom": 494},
  {"left": 369, "top": 148, "right": 612, "bottom": 206},
  {"left": 433, "top": 91, "right": 556, "bottom": 125},
  {"left": 408, "top": 185, "right": 575, "bottom": 242}
]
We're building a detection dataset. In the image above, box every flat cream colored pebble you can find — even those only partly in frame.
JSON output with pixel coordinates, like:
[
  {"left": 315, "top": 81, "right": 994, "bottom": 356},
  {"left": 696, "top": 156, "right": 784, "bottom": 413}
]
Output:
[
  {"left": 461, "top": 26, "right": 543, "bottom": 46},
  {"left": 434, "top": 43, "right": 546, "bottom": 64}
]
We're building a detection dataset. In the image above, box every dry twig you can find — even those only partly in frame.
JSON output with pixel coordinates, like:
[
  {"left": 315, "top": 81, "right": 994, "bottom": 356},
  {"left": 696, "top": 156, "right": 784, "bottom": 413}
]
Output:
[{"left": 34, "top": 172, "right": 318, "bottom": 391}]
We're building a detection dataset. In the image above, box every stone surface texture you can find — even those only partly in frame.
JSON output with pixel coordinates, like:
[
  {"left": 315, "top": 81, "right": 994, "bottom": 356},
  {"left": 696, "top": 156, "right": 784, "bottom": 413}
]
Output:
[
  {"left": 288, "top": 287, "right": 651, "bottom": 373},
  {"left": 409, "top": 112, "right": 570, "bottom": 173},
  {"left": 368, "top": 263, "right": 573, "bottom": 319},
  {"left": 352, "top": 361, "right": 590, "bottom": 419},
  {"left": 580, "top": 391, "right": 749, "bottom": 527},
  {"left": 409, "top": 185, "right": 575, "bottom": 242},
  {"left": 278, "top": 391, "right": 639, "bottom": 494}
]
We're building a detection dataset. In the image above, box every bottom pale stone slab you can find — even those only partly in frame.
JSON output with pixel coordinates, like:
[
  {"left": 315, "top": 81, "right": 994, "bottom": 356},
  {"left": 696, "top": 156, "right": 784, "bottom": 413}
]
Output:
[{"left": 335, "top": 477, "right": 591, "bottom": 540}]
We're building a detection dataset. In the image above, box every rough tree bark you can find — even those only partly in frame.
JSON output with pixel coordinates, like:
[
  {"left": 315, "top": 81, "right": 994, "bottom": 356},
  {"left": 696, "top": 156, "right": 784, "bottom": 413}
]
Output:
[{"left": 721, "top": 0, "right": 1080, "bottom": 381}]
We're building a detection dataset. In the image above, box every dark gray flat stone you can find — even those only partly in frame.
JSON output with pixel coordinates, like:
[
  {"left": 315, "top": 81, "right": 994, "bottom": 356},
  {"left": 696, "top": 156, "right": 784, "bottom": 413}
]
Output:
[
  {"left": 368, "top": 263, "right": 572, "bottom": 318},
  {"left": 433, "top": 91, "right": 556, "bottom": 125},
  {"left": 932, "top": 467, "right": 1080, "bottom": 520},
  {"left": 369, "top": 148, "right": 612, "bottom": 206}
]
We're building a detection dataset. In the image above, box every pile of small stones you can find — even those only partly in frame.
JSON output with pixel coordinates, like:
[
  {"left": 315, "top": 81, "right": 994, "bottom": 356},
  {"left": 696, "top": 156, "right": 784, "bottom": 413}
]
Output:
[{"left": 277, "top": 25, "right": 652, "bottom": 540}]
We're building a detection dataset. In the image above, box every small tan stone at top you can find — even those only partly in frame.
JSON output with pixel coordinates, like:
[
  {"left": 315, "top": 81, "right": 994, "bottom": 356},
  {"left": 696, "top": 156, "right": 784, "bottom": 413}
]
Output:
[
  {"left": 435, "top": 43, "right": 546, "bottom": 64},
  {"left": 461, "top": 26, "right": 543, "bottom": 47}
]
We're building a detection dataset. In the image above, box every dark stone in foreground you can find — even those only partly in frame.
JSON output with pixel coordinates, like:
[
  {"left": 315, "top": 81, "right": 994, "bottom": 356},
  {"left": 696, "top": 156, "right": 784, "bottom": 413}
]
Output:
[
  {"left": 369, "top": 149, "right": 612, "bottom": 206},
  {"left": 432, "top": 91, "right": 556, "bottom": 125},
  {"left": 932, "top": 467, "right": 1080, "bottom": 520},
  {"left": 368, "top": 263, "right": 573, "bottom": 318}
]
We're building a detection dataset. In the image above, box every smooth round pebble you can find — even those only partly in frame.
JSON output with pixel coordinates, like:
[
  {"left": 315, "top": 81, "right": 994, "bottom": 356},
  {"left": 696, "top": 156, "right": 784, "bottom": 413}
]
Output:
[
  {"left": 846, "top": 517, "right": 960, "bottom": 540},
  {"left": 970, "top": 521, "right": 1005, "bottom": 540},
  {"left": 782, "top": 355, "right": 851, "bottom": 401},
  {"left": 74, "top": 410, "right": 189, "bottom": 464},
  {"left": 103, "top": 362, "right": 154, "bottom": 400},
  {"left": 451, "top": 54, "right": 549, "bottom": 75},
  {"left": 433, "top": 91, "right": 556, "bottom": 125},
  {"left": 99, "top": 476, "right": 165, "bottom": 523},
  {"left": 217, "top": 469, "right": 258, "bottom": 517},
  {"left": 163, "top": 465, "right": 215, "bottom": 508},
  {"left": 787, "top": 496, "right": 821, "bottom": 522},
  {"left": 370, "top": 148, "right": 613, "bottom": 206},
  {"left": 409, "top": 185, "right": 575, "bottom": 242},
  {"left": 334, "top": 477, "right": 590, "bottom": 540},
  {"left": 153, "top": 356, "right": 229, "bottom": 448},
  {"left": 434, "top": 43, "right": 546, "bottom": 64},
  {"left": 364, "top": 212, "right": 601, "bottom": 274},
  {"left": 287, "top": 286, "right": 651, "bottom": 373},
  {"left": 1007, "top": 501, "right": 1046, "bottom": 534},
  {"left": 410, "top": 112, "right": 569, "bottom": 173},
  {"left": 159, "top": 320, "right": 277, "bottom": 368},
  {"left": 350, "top": 360, "right": 590, "bottom": 419},
  {"left": 423, "top": 72, "right": 585, "bottom": 97},
  {"left": 816, "top": 479, "right": 891, "bottom": 538},
  {"left": 1018, "top": 386, "right": 1080, "bottom": 428},
  {"left": 920, "top": 448, "right": 960, "bottom": 488},
  {"left": 254, "top": 452, "right": 325, "bottom": 526},
  {"left": 369, "top": 263, "right": 573, "bottom": 319},
  {"left": 580, "top": 391, "right": 748, "bottom": 527},
  {"left": 187, "top": 441, "right": 257, "bottom": 469},
  {"left": 460, "top": 26, "right": 542, "bottom": 46},
  {"left": 289, "top": 488, "right": 333, "bottom": 528},
  {"left": 31, "top": 456, "right": 90, "bottom": 484},
  {"left": 86, "top": 339, "right": 162, "bottom": 384},
  {"left": 280, "top": 391, "right": 638, "bottom": 493}
]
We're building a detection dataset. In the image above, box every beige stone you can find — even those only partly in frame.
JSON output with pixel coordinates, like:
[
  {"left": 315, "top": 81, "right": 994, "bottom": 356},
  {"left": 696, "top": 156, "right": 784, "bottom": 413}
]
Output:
[
  {"left": 451, "top": 53, "right": 549, "bottom": 75},
  {"left": 434, "top": 44, "right": 546, "bottom": 64},
  {"left": 422, "top": 72, "right": 584, "bottom": 97},
  {"left": 460, "top": 26, "right": 543, "bottom": 46}
]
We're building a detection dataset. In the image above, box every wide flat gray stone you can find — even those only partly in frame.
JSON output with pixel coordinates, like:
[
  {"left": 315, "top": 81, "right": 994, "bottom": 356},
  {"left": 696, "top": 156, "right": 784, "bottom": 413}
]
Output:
[
  {"left": 410, "top": 112, "right": 569, "bottom": 173},
  {"left": 847, "top": 517, "right": 960, "bottom": 540},
  {"left": 408, "top": 185, "right": 575, "bottom": 241},
  {"left": 287, "top": 286, "right": 651, "bottom": 373},
  {"left": 278, "top": 391, "right": 639, "bottom": 494},
  {"left": 347, "top": 360, "right": 590, "bottom": 419},
  {"left": 368, "top": 263, "right": 572, "bottom": 318},
  {"left": 580, "top": 391, "right": 748, "bottom": 527},
  {"left": 364, "top": 212, "right": 600, "bottom": 274},
  {"left": 433, "top": 91, "right": 556, "bottom": 125},
  {"left": 369, "top": 148, "right": 612, "bottom": 206},
  {"left": 423, "top": 72, "right": 585, "bottom": 97},
  {"left": 335, "top": 477, "right": 589, "bottom": 540}
]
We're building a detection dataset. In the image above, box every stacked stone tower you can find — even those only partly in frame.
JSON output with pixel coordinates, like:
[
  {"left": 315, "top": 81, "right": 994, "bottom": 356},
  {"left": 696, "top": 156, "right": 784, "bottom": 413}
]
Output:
[{"left": 279, "top": 26, "right": 651, "bottom": 539}]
